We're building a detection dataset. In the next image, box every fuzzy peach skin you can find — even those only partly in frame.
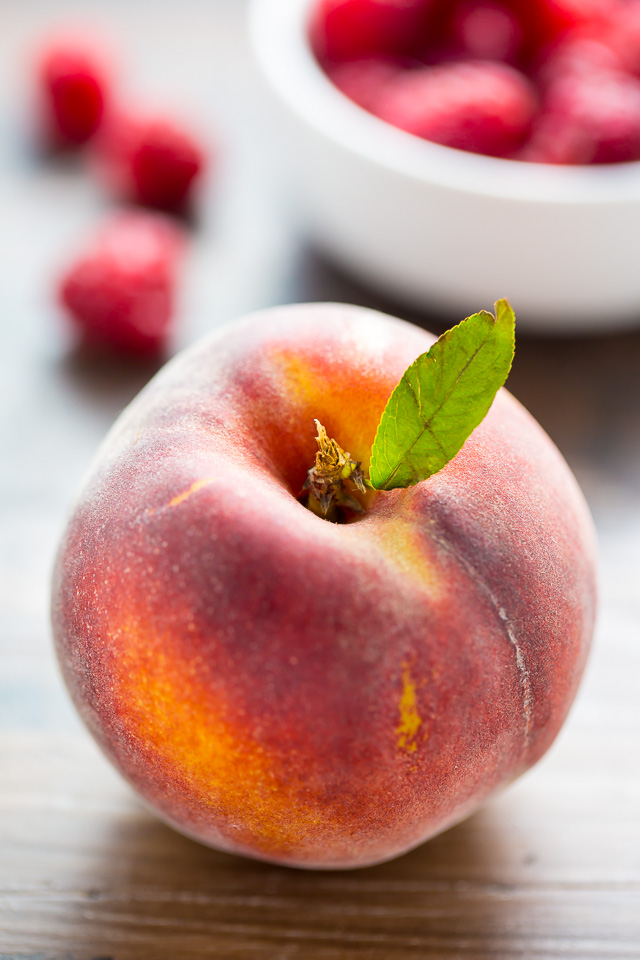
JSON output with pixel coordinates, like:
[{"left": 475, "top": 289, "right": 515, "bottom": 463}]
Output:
[{"left": 52, "top": 302, "right": 597, "bottom": 869}]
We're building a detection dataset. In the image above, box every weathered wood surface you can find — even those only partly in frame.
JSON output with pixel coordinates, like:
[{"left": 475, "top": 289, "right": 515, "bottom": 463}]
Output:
[{"left": 1, "top": 2, "right": 640, "bottom": 958}]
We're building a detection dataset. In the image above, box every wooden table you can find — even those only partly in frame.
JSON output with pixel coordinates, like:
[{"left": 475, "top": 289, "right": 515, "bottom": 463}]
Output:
[{"left": 2, "top": 2, "right": 639, "bottom": 957}]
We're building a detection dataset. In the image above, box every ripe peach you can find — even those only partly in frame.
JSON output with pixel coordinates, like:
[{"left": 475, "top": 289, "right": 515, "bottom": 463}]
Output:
[{"left": 51, "top": 303, "right": 596, "bottom": 869}]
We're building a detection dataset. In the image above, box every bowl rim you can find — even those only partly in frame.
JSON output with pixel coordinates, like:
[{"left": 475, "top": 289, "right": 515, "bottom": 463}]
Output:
[{"left": 249, "top": 0, "right": 640, "bottom": 205}]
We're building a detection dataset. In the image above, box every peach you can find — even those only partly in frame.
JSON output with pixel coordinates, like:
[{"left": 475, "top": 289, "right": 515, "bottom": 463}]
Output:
[{"left": 51, "top": 303, "right": 596, "bottom": 869}]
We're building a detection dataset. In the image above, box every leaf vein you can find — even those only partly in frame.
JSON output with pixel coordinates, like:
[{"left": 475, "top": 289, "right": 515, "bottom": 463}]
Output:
[{"left": 382, "top": 334, "right": 493, "bottom": 486}]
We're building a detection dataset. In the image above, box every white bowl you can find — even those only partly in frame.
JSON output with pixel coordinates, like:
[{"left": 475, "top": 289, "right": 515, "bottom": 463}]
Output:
[{"left": 249, "top": 0, "right": 640, "bottom": 333}]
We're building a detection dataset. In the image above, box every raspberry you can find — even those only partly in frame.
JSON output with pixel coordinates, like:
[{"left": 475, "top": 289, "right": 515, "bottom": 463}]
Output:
[
  {"left": 95, "top": 110, "right": 207, "bottom": 212},
  {"left": 537, "top": 34, "right": 623, "bottom": 86},
  {"left": 527, "top": 0, "right": 617, "bottom": 54},
  {"left": 518, "top": 110, "right": 591, "bottom": 163},
  {"left": 35, "top": 33, "right": 110, "bottom": 147},
  {"left": 375, "top": 60, "right": 538, "bottom": 157},
  {"left": 58, "top": 213, "right": 185, "bottom": 357},
  {"left": 603, "top": 2, "right": 640, "bottom": 76},
  {"left": 520, "top": 12, "right": 640, "bottom": 163},
  {"left": 535, "top": 70, "right": 640, "bottom": 163},
  {"left": 326, "top": 57, "right": 404, "bottom": 111},
  {"left": 310, "top": 0, "right": 432, "bottom": 63},
  {"left": 450, "top": 1, "right": 525, "bottom": 64},
  {"left": 535, "top": 0, "right": 616, "bottom": 42}
]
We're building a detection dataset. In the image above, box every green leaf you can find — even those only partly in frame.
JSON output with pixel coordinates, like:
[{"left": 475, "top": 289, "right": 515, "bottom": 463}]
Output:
[{"left": 369, "top": 300, "right": 516, "bottom": 491}]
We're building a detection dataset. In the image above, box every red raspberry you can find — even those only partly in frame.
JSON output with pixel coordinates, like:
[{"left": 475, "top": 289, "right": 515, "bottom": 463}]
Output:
[
  {"left": 603, "top": 2, "right": 640, "bottom": 76},
  {"left": 472, "top": 0, "right": 616, "bottom": 62},
  {"left": 450, "top": 1, "right": 525, "bottom": 64},
  {"left": 325, "top": 57, "right": 405, "bottom": 111},
  {"left": 524, "top": 70, "right": 640, "bottom": 164},
  {"left": 58, "top": 213, "right": 185, "bottom": 357},
  {"left": 35, "top": 33, "right": 111, "bottom": 147},
  {"left": 375, "top": 60, "right": 538, "bottom": 157},
  {"left": 95, "top": 110, "right": 207, "bottom": 212},
  {"left": 310, "top": 0, "right": 433, "bottom": 63},
  {"left": 537, "top": 34, "right": 623, "bottom": 86},
  {"left": 535, "top": 0, "right": 616, "bottom": 42},
  {"left": 518, "top": 110, "right": 591, "bottom": 163}
]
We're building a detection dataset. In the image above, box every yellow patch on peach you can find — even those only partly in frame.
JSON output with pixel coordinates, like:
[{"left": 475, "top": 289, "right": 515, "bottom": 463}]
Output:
[
  {"left": 111, "top": 616, "right": 324, "bottom": 856},
  {"left": 145, "top": 478, "right": 215, "bottom": 517},
  {"left": 165, "top": 478, "right": 215, "bottom": 509},
  {"left": 366, "top": 518, "right": 441, "bottom": 599},
  {"left": 396, "top": 663, "right": 424, "bottom": 754},
  {"left": 269, "top": 348, "right": 387, "bottom": 468}
]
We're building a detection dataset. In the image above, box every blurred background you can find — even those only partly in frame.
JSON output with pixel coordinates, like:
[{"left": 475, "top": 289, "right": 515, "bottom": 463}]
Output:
[{"left": 1, "top": 0, "right": 640, "bottom": 957}]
